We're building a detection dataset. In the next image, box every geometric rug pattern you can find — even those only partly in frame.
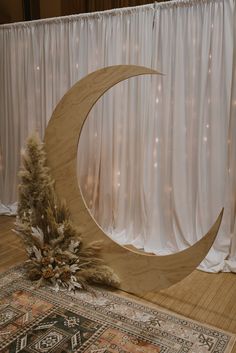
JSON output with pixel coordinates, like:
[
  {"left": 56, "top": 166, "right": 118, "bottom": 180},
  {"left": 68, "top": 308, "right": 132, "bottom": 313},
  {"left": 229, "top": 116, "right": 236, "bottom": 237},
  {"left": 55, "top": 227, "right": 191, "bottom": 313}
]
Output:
[{"left": 0, "top": 266, "right": 235, "bottom": 353}]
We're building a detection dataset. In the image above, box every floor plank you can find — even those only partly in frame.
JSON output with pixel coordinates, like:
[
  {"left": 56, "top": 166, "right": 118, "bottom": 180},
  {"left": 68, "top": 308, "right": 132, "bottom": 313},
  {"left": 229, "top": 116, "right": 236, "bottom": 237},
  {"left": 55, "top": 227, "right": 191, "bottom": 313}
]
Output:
[
  {"left": 0, "top": 216, "right": 27, "bottom": 272},
  {"left": 1, "top": 215, "right": 236, "bottom": 352}
]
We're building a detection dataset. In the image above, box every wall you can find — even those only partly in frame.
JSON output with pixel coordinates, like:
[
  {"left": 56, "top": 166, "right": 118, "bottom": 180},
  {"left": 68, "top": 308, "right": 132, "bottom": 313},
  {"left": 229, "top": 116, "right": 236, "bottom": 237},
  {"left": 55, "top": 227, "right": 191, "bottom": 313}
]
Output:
[
  {"left": 0, "top": 0, "right": 23, "bottom": 24},
  {"left": 0, "top": 0, "right": 170, "bottom": 25}
]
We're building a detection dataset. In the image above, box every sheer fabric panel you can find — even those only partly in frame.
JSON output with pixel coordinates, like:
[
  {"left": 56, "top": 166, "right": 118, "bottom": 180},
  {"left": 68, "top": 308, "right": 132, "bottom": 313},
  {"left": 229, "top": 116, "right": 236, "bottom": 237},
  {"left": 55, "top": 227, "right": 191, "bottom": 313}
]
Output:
[{"left": 78, "top": 0, "right": 235, "bottom": 271}]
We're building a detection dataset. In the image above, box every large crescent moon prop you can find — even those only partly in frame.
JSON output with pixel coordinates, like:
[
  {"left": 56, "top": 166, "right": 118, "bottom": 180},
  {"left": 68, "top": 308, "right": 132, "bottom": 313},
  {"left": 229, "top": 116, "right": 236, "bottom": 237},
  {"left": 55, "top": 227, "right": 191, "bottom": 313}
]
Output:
[{"left": 45, "top": 65, "right": 223, "bottom": 297}]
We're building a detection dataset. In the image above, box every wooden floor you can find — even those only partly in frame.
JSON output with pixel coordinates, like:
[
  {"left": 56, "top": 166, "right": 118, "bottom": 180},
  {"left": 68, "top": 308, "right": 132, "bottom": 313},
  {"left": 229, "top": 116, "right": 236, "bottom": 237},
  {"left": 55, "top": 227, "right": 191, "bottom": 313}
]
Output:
[{"left": 1, "top": 215, "right": 236, "bottom": 351}]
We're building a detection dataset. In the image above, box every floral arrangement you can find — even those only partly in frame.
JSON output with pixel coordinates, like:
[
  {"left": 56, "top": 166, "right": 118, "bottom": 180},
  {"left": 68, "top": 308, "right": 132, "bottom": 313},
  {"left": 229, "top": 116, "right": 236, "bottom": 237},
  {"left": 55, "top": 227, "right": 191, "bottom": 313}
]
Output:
[{"left": 14, "top": 134, "right": 120, "bottom": 291}]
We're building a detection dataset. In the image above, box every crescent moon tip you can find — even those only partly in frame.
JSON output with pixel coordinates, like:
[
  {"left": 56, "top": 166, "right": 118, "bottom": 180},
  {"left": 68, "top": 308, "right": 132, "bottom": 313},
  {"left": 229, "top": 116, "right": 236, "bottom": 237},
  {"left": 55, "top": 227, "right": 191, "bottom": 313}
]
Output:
[{"left": 219, "top": 207, "right": 224, "bottom": 217}]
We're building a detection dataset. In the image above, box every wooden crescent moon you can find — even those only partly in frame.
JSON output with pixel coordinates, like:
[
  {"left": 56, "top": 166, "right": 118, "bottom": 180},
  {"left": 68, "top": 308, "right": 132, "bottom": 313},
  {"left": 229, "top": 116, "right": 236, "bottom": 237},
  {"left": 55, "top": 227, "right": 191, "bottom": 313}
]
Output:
[{"left": 45, "top": 65, "right": 223, "bottom": 297}]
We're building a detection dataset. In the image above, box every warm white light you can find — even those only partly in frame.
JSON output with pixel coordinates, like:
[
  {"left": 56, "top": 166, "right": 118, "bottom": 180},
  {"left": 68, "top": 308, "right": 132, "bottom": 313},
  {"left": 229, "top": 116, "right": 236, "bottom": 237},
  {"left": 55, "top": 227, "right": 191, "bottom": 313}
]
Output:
[
  {"left": 203, "top": 137, "right": 208, "bottom": 142},
  {"left": 117, "top": 171, "right": 121, "bottom": 176},
  {"left": 155, "top": 137, "right": 159, "bottom": 143},
  {"left": 156, "top": 97, "right": 159, "bottom": 104},
  {"left": 206, "top": 124, "right": 210, "bottom": 128},
  {"left": 158, "top": 84, "right": 161, "bottom": 92},
  {"left": 208, "top": 69, "right": 211, "bottom": 74},
  {"left": 209, "top": 54, "right": 212, "bottom": 59},
  {"left": 165, "top": 186, "right": 172, "bottom": 193},
  {"left": 154, "top": 162, "right": 158, "bottom": 168},
  {"left": 117, "top": 183, "right": 121, "bottom": 187},
  {"left": 76, "top": 63, "right": 79, "bottom": 69},
  {"left": 36, "top": 66, "right": 40, "bottom": 70}
]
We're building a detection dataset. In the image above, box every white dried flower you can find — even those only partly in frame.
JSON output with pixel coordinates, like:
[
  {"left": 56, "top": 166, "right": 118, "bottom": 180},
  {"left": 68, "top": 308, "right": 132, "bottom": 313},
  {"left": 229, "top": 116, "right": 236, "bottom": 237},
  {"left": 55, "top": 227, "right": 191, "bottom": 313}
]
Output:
[
  {"left": 57, "top": 224, "right": 64, "bottom": 236},
  {"left": 31, "top": 226, "right": 44, "bottom": 247},
  {"left": 32, "top": 246, "right": 42, "bottom": 261},
  {"left": 68, "top": 240, "right": 80, "bottom": 253},
  {"left": 70, "top": 264, "right": 80, "bottom": 273}
]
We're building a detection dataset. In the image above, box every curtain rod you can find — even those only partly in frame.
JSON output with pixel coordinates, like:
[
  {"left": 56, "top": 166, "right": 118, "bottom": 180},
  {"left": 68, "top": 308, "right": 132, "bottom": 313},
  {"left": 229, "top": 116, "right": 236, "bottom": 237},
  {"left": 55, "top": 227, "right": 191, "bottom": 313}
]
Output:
[{"left": 0, "top": 0, "right": 225, "bottom": 30}]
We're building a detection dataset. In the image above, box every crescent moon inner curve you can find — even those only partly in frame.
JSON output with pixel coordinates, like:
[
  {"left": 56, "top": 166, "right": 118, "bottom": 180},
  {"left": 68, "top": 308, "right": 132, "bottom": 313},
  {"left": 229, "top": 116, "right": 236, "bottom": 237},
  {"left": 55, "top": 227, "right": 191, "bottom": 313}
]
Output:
[{"left": 44, "top": 65, "right": 223, "bottom": 296}]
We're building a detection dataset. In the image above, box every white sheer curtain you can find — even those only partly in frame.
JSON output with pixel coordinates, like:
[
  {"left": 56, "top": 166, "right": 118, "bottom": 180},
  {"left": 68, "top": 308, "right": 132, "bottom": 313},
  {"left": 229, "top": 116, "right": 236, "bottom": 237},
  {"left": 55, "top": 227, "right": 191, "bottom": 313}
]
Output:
[
  {"left": 225, "top": 1, "right": 236, "bottom": 272},
  {"left": 0, "top": 0, "right": 235, "bottom": 272}
]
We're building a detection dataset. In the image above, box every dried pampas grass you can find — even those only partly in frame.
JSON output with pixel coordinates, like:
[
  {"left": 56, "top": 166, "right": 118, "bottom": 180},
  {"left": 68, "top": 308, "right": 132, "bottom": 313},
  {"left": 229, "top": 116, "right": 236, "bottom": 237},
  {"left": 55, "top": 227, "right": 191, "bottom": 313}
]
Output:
[{"left": 15, "top": 133, "right": 120, "bottom": 292}]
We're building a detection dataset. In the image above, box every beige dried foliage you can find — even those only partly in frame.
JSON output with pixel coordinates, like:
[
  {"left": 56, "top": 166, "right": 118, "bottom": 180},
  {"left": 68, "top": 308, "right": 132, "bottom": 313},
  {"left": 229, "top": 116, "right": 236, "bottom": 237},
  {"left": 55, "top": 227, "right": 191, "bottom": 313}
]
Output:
[
  {"left": 77, "top": 266, "right": 121, "bottom": 288},
  {"left": 15, "top": 133, "right": 120, "bottom": 291}
]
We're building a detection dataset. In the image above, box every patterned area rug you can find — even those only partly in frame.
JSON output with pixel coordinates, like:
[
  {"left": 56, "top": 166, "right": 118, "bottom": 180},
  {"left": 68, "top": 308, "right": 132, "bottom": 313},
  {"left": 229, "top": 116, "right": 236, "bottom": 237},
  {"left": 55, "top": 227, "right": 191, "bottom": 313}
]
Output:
[{"left": 0, "top": 266, "right": 235, "bottom": 353}]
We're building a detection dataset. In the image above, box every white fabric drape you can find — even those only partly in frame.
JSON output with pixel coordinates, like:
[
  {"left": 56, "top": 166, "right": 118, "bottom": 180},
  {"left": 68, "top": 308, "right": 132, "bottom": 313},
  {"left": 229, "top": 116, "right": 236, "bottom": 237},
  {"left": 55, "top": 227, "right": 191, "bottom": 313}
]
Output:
[
  {"left": 0, "top": 0, "right": 235, "bottom": 272},
  {"left": 225, "top": 0, "right": 236, "bottom": 272}
]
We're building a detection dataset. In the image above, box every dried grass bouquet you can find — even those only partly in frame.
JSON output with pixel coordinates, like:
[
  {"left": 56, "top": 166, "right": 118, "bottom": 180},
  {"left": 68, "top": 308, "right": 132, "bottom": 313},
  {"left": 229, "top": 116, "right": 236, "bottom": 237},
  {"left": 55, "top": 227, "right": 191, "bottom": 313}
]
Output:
[{"left": 14, "top": 133, "right": 120, "bottom": 292}]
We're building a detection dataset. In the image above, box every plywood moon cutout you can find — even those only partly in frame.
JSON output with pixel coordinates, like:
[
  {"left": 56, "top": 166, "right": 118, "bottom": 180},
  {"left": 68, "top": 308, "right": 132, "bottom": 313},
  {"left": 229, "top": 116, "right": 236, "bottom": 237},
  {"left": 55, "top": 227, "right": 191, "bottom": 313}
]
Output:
[{"left": 45, "top": 65, "right": 223, "bottom": 297}]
